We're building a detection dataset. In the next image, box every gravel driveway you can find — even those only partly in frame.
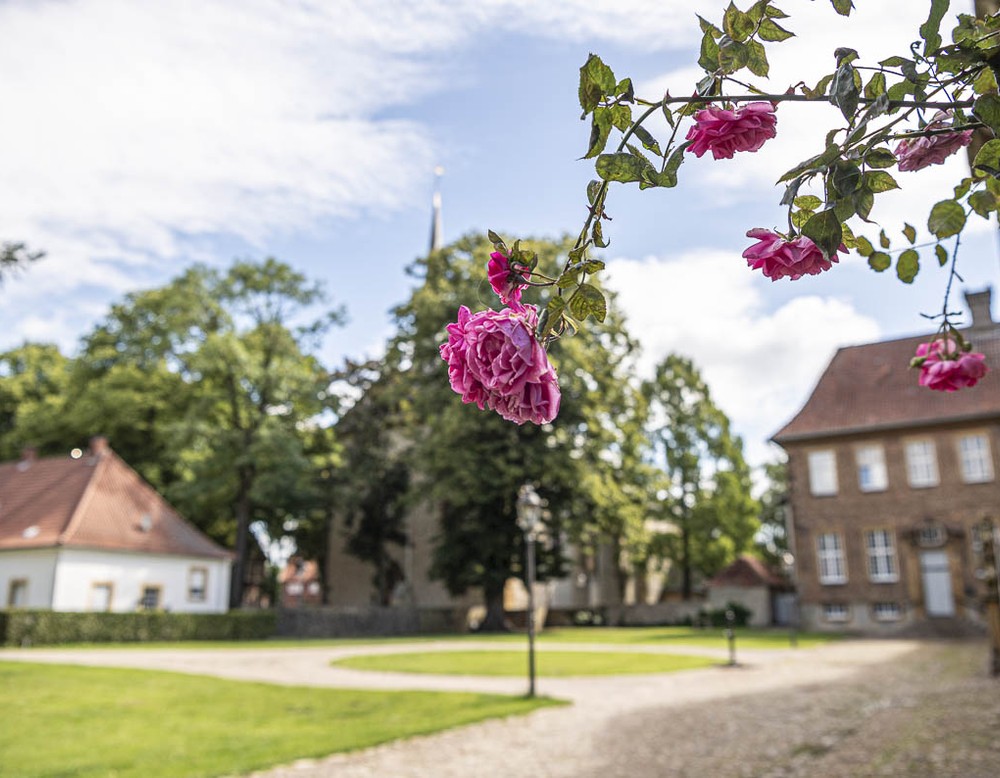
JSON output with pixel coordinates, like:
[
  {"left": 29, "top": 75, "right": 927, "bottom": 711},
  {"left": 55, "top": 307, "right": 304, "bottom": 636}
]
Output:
[{"left": 2, "top": 637, "right": 997, "bottom": 777}]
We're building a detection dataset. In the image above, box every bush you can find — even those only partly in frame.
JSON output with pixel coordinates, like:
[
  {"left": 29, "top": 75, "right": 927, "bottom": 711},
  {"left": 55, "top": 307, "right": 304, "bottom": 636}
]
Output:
[
  {"left": 0, "top": 609, "right": 276, "bottom": 647},
  {"left": 699, "top": 601, "right": 753, "bottom": 628}
]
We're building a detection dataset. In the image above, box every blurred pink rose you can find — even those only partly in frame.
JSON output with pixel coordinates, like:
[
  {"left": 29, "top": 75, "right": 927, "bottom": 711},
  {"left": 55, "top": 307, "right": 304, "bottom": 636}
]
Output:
[
  {"left": 685, "top": 102, "right": 777, "bottom": 160},
  {"left": 913, "top": 339, "right": 988, "bottom": 391},
  {"left": 439, "top": 304, "right": 561, "bottom": 424},
  {"left": 742, "top": 228, "right": 846, "bottom": 281},
  {"left": 895, "top": 112, "right": 973, "bottom": 172},
  {"left": 487, "top": 251, "right": 529, "bottom": 309}
]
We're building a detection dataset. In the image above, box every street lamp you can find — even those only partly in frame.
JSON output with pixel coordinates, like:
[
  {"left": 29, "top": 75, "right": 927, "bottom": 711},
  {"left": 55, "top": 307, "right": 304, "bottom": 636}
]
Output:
[{"left": 517, "top": 483, "right": 543, "bottom": 697}]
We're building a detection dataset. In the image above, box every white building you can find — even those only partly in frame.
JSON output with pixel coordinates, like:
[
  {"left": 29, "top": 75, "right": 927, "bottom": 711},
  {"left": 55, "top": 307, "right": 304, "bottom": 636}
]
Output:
[{"left": 0, "top": 437, "right": 231, "bottom": 613}]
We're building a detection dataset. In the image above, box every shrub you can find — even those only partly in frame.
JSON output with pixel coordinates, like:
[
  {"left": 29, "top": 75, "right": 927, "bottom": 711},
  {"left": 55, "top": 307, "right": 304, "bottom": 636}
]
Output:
[
  {"left": 0, "top": 609, "right": 276, "bottom": 647},
  {"left": 699, "top": 602, "right": 753, "bottom": 628}
]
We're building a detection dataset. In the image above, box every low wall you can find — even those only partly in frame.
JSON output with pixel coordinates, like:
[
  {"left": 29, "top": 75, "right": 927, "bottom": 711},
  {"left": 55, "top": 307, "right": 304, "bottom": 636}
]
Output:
[
  {"left": 275, "top": 605, "right": 468, "bottom": 638},
  {"left": 546, "top": 600, "right": 705, "bottom": 627}
]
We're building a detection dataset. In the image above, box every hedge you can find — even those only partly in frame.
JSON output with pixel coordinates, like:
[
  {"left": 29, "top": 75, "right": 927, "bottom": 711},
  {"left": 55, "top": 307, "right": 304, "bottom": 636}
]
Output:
[{"left": 0, "top": 609, "right": 277, "bottom": 646}]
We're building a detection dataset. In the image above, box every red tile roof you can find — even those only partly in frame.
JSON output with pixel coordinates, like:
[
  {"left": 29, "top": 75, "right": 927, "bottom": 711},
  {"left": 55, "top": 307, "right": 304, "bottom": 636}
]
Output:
[
  {"left": 0, "top": 440, "right": 231, "bottom": 559},
  {"left": 773, "top": 326, "right": 1000, "bottom": 443},
  {"left": 708, "top": 555, "right": 788, "bottom": 588}
]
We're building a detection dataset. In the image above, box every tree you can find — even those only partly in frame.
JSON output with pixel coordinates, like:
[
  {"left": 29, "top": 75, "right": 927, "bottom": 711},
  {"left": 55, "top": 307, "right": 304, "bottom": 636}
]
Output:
[
  {"left": 76, "top": 259, "right": 341, "bottom": 607},
  {"left": 0, "top": 343, "right": 71, "bottom": 460},
  {"left": 755, "top": 460, "right": 790, "bottom": 568},
  {"left": 0, "top": 242, "right": 43, "bottom": 285},
  {"left": 643, "top": 354, "right": 759, "bottom": 599},
  {"left": 390, "top": 233, "right": 648, "bottom": 629}
]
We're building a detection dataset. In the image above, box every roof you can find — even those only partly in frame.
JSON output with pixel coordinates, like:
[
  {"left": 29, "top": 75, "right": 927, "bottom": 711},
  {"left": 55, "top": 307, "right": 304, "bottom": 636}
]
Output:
[
  {"left": 0, "top": 439, "right": 231, "bottom": 559},
  {"left": 708, "top": 555, "right": 788, "bottom": 589},
  {"left": 773, "top": 324, "right": 1000, "bottom": 444}
]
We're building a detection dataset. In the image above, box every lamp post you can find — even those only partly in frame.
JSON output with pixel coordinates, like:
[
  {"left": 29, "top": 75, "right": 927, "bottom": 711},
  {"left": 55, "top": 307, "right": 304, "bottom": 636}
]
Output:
[{"left": 517, "top": 483, "right": 543, "bottom": 697}]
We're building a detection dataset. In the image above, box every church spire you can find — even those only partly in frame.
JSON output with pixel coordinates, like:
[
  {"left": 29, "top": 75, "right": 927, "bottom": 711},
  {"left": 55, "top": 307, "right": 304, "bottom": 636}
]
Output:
[{"left": 429, "top": 166, "right": 444, "bottom": 254}]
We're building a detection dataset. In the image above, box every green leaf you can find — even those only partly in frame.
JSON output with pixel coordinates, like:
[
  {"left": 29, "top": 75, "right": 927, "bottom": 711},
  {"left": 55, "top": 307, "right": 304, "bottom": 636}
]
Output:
[
  {"left": 586, "top": 180, "right": 603, "bottom": 206},
  {"left": 830, "top": 62, "right": 860, "bottom": 121},
  {"left": 973, "top": 94, "right": 1000, "bottom": 137},
  {"left": 864, "top": 71, "right": 887, "bottom": 100},
  {"left": 919, "top": 0, "right": 949, "bottom": 56},
  {"left": 830, "top": 0, "right": 853, "bottom": 16},
  {"left": 969, "top": 189, "right": 998, "bottom": 218},
  {"left": 895, "top": 248, "right": 919, "bottom": 283},
  {"left": 834, "top": 47, "right": 859, "bottom": 66},
  {"left": 592, "top": 219, "right": 609, "bottom": 249},
  {"left": 879, "top": 56, "right": 911, "bottom": 68},
  {"left": 863, "top": 147, "right": 896, "bottom": 169},
  {"left": 886, "top": 80, "right": 915, "bottom": 103},
  {"left": 609, "top": 104, "right": 632, "bottom": 132},
  {"left": 556, "top": 269, "right": 580, "bottom": 289},
  {"left": 595, "top": 153, "right": 647, "bottom": 184},
  {"left": 579, "top": 54, "right": 617, "bottom": 115},
  {"left": 801, "top": 73, "right": 834, "bottom": 100},
  {"left": 973, "top": 67, "right": 998, "bottom": 96},
  {"left": 487, "top": 230, "right": 506, "bottom": 251},
  {"left": 718, "top": 36, "right": 750, "bottom": 73},
  {"left": 879, "top": 229, "right": 890, "bottom": 249},
  {"left": 793, "top": 195, "right": 822, "bottom": 210},
  {"left": 863, "top": 170, "right": 899, "bottom": 193},
  {"left": 632, "top": 125, "right": 662, "bottom": 157},
  {"left": 927, "top": 199, "right": 967, "bottom": 239},
  {"left": 697, "top": 15, "right": 722, "bottom": 36},
  {"left": 832, "top": 196, "right": 856, "bottom": 221},
  {"left": 831, "top": 162, "right": 861, "bottom": 195},
  {"left": 541, "top": 296, "right": 566, "bottom": 337},
  {"left": 647, "top": 142, "right": 688, "bottom": 188},
  {"left": 585, "top": 108, "right": 613, "bottom": 159},
  {"left": 974, "top": 139, "right": 1000, "bottom": 176},
  {"left": 852, "top": 187, "right": 875, "bottom": 221},
  {"left": 855, "top": 235, "right": 874, "bottom": 257},
  {"left": 777, "top": 143, "right": 841, "bottom": 183},
  {"left": 801, "top": 209, "right": 843, "bottom": 259},
  {"left": 746, "top": 40, "right": 769, "bottom": 77},
  {"left": 902, "top": 223, "right": 916, "bottom": 244},
  {"left": 568, "top": 283, "right": 607, "bottom": 323},
  {"left": 723, "top": 2, "right": 754, "bottom": 42},
  {"left": 758, "top": 18, "right": 794, "bottom": 42},
  {"left": 615, "top": 78, "right": 634, "bottom": 102},
  {"left": 935, "top": 244, "right": 948, "bottom": 266},
  {"left": 868, "top": 251, "right": 891, "bottom": 272},
  {"left": 582, "top": 259, "right": 606, "bottom": 273},
  {"left": 954, "top": 178, "right": 973, "bottom": 199}
]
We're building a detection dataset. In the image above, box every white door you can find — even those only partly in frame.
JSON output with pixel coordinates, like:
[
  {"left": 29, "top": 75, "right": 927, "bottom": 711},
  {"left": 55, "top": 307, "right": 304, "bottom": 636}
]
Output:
[{"left": 920, "top": 551, "right": 955, "bottom": 617}]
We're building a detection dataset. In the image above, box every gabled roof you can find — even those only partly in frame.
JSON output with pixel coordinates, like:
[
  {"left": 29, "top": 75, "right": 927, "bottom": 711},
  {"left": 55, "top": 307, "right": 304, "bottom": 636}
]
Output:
[
  {"left": 0, "top": 438, "right": 231, "bottom": 559},
  {"left": 708, "top": 555, "right": 788, "bottom": 589},
  {"left": 773, "top": 323, "right": 1000, "bottom": 444}
]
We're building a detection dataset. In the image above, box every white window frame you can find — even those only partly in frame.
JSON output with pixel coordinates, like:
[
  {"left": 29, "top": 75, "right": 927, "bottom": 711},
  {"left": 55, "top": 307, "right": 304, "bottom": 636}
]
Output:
[
  {"left": 822, "top": 603, "right": 850, "bottom": 622},
  {"left": 905, "top": 439, "right": 939, "bottom": 488},
  {"left": 957, "top": 433, "right": 994, "bottom": 484},
  {"left": 139, "top": 585, "right": 162, "bottom": 611},
  {"left": 817, "top": 533, "right": 847, "bottom": 584},
  {"left": 90, "top": 582, "right": 114, "bottom": 612},
  {"left": 187, "top": 567, "right": 208, "bottom": 603},
  {"left": 855, "top": 445, "right": 888, "bottom": 492},
  {"left": 865, "top": 529, "right": 899, "bottom": 583},
  {"left": 808, "top": 450, "right": 838, "bottom": 496},
  {"left": 872, "top": 602, "right": 902, "bottom": 622}
]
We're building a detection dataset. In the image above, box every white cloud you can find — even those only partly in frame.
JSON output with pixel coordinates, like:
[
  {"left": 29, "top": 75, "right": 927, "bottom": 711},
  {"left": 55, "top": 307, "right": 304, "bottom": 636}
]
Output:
[{"left": 605, "top": 250, "right": 880, "bottom": 466}]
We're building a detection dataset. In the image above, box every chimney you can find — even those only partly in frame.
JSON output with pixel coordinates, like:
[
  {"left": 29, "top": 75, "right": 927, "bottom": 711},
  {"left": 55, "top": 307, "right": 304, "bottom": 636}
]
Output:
[
  {"left": 964, "top": 287, "right": 995, "bottom": 332},
  {"left": 89, "top": 436, "right": 109, "bottom": 457}
]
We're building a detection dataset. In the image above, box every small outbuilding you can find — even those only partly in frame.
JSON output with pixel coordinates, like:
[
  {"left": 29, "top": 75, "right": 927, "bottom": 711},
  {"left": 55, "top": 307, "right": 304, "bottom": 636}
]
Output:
[{"left": 706, "top": 555, "right": 793, "bottom": 627}]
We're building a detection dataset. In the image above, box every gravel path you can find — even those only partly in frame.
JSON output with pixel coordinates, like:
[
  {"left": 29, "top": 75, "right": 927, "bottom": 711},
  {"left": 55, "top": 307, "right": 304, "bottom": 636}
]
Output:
[{"left": 2, "top": 638, "right": 997, "bottom": 777}]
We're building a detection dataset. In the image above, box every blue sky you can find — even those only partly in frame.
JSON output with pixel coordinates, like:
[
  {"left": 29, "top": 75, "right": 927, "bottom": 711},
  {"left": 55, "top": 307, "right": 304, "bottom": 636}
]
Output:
[{"left": 1, "top": 0, "right": 997, "bottom": 467}]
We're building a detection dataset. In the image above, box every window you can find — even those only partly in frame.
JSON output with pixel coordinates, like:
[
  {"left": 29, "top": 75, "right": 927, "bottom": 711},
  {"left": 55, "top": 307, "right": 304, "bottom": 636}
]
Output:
[
  {"left": 817, "top": 533, "right": 847, "bottom": 584},
  {"left": 188, "top": 568, "right": 207, "bottom": 602},
  {"left": 822, "top": 603, "right": 850, "bottom": 622},
  {"left": 6, "top": 579, "right": 28, "bottom": 608},
  {"left": 866, "top": 530, "right": 899, "bottom": 583},
  {"left": 856, "top": 445, "right": 887, "bottom": 492},
  {"left": 139, "top": 586, "right": 161, "bottom": 611},
  {"left": 872, "top": 602, "right": 902, "bottom": 622},
  {"left": 808, "top": 450, "right": 838, "bottom": 496},
  {"left": 905, "top": 440, "right": 939, "bottom": 488},
  {"left": 958, "top": 434, "right": 994, "bottom": 484},
  {"left": 91, "top": 582, "right": 113, "bottom": 612}
]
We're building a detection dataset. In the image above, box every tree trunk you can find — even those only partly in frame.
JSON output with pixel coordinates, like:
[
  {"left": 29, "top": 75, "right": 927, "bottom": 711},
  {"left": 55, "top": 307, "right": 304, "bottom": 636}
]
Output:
[
  {"left": 229, "top": 468, "right": 253, "bottom": 609},
  {"left": 479, "top": 579, "right": 508, "bottom": 632},
  {"left": 681, "top": 521, "right": 693, "bottom": 600}
]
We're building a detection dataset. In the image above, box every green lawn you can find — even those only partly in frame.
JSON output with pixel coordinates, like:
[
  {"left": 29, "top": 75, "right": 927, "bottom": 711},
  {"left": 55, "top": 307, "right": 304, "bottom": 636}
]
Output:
[
  {"left": 333, "top": 649, "right": 717, "bottom": 676},
  {"left": 0, "top": 662, "right": 560, "bottom": 778}
]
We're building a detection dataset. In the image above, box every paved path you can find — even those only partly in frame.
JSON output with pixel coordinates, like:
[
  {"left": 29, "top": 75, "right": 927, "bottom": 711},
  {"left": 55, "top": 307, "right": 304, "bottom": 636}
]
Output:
[{"left": 3, "top": 638, "right": 998, "bottom": 776}]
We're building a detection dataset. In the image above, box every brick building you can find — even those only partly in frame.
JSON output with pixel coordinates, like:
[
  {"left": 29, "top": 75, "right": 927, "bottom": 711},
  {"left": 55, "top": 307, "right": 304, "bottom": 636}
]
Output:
[{"left": 773, "top": 289, "right": 1000, "bottom": 632}]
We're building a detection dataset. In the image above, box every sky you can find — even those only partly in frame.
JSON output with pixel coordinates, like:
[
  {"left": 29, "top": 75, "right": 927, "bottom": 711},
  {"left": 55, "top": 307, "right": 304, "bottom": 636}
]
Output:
[{"left": 1, "top": 0, "right": 997, "bottom": 470}]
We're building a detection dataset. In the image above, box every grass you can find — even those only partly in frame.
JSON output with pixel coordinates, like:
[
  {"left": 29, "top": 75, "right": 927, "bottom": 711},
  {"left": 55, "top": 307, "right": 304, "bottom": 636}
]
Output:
[
  {"left": 333, "top": 649, "right": 717, "bottom": 676},
  {"left": 8, "top": 626, "right": 837, "bottom": 652},
  {"left": 0, "top": 662, "right": 560, "bottom": 778}
]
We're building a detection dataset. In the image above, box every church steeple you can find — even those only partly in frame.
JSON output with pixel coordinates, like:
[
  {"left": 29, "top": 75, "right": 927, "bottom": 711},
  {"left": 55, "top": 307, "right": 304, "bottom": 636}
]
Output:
[{"left": 429, "top": 166, "right": 444, "bottom": 254}]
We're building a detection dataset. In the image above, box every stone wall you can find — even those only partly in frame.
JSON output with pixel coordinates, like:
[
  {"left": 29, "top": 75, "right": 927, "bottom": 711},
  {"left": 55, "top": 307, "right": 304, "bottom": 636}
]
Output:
[{"left": 275, "top": 605, "right": 469, "bottom": 638}]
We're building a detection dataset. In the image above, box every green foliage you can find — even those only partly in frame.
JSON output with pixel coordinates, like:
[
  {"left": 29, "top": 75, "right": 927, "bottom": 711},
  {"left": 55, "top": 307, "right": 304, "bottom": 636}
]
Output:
[
  {"left": 0, "top": 241, "right": 44, "bottom": 284},
  {"left": 643, "top": 355, "right": 759, "bottom": 599},
  {"left": 0, "top": 609, "right": 276, "bottom": 646},
  {"left": 700, "top": 601, "right": 753, "bottom": 627}
]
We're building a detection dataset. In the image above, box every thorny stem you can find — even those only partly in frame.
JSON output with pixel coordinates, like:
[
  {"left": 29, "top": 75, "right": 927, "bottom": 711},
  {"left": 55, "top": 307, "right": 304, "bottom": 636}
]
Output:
[{"left": 659, "top": 93, "right": 974, "bottom": 109}]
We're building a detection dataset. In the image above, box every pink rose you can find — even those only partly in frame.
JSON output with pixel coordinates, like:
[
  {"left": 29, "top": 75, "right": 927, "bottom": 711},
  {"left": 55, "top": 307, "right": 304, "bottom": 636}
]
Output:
[
  {"left": 685, "top": 102, "right": 777, "bottom": 160},
  {"left": 743, "top": 228, "right": 846, "bottom": 281},
  {"left": 895, "top": 112, "right": 973, "bottom": 172},
  {"left": 487, "top": 251, "right": 529, "bottom": 309},
  {"left": 913, "top": 339, "right": 988, "bottom": 392},
  {"left": 439, "top": 304, "right": 561, "bottom": 425}
]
